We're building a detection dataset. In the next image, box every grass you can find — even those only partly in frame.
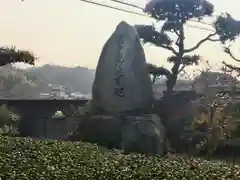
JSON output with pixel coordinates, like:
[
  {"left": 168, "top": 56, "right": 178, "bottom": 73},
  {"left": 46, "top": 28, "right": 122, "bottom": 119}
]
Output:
[{"left": 0, "top": 135, "right": 240, "bottom": 180}]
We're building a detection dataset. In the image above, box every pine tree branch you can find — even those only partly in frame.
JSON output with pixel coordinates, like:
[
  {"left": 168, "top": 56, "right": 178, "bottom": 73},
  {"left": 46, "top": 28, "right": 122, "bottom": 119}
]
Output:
[
  {"left": 136, "top": 25, "right": 178, "bottom": 55},
  {"left": 184, "top": 33, "right": 217, "bottom": 53},
  {"left": 148, "top": 63, "right": 172, "bottom": 80}
]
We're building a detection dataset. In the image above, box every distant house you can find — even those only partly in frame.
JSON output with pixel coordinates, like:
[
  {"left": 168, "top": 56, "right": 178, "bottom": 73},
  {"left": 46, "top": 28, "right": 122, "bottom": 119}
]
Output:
[
  {"left": 45, "top": 84, "right": 69, "bottom": 99},
  {"left": 152, "top": 71, "right": 240, "bottom": 98},
  {"left": 192, "top": 71, "right": 239, "bottom": 94}
]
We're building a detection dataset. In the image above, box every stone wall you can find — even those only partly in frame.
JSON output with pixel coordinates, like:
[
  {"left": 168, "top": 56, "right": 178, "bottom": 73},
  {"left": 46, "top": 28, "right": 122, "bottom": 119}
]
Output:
[{"left": 22, "top": 117, "right": 75, "bottom": 140}]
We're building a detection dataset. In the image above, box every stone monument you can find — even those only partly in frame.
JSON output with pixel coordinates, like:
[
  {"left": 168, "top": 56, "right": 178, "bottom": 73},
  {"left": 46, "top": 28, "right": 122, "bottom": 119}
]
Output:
[
  {"left": 92, "top": 21, "right": 153, "bottom": 113},
  {"left": 72, "top": 21, "right": 166, "bottom": 156}
]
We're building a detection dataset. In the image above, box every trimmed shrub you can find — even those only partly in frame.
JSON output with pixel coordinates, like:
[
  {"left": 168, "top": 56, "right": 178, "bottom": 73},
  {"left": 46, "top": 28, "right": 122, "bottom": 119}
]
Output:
[{"left": 0, "top": 136, "right": 239, "bottom": 180}]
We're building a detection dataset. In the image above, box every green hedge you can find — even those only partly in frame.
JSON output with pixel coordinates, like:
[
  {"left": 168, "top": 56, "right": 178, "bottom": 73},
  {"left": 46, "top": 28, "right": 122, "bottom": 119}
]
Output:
[{"left": 0, "top": 136, "right": 239, "bottom": 180}]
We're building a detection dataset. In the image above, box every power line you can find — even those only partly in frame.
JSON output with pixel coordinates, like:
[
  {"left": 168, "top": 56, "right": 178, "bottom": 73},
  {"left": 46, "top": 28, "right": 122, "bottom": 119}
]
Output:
[
  {"left": 187, "top": 24, "right": 214, "bottom": 32},
  {"left": 80, "top": 0, "right": 147, "bottom": 17},
  {"left": 109, "top": 0, "right": 144, "bottom": 10},
  {"left": 79, "top": 0, "right": 214, "bottom": 32},
  {"left": 190, "top": 19, "right": 213, "bottom": 26}
]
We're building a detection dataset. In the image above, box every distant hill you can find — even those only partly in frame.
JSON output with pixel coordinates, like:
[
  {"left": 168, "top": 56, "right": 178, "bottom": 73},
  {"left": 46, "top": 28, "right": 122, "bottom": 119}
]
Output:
[
  {"left": 4, "top": 63, "right": 237, "bottom": 99},
  {"left": 26, "top": 64, "right": 95, "bottom": 93}
]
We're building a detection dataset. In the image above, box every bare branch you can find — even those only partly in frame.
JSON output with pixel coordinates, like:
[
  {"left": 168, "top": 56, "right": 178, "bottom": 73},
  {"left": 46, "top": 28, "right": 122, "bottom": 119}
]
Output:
[
  {"left": 175, "top": 36, "right": 180, "bottom": 46},
  {"left": 158, "top": 45, "right": 178, "bottom": 55},
  {"left": 222, "top": 61, "right": 240, "bottom": 74},
  {"left": 184, "top": 33, "right": 217, "bottom": 53},
  {"left": 224, "top": 46, "right": 240, "bottom": 62}
]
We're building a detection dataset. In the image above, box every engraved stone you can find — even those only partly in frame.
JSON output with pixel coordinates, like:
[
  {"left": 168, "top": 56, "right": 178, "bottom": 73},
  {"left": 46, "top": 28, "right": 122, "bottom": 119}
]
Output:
[{"left": 92, "top": 21, "right": 153, "bottom": 113}]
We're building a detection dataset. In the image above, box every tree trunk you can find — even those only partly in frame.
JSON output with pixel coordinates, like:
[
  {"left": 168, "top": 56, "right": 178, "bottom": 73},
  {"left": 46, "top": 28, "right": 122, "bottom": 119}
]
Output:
[
  {"left": 160, "top": 25, "right": 185, "bottom": 152},
  {"left": 166, "top": 25, "right": 185, "bottom": 95}
]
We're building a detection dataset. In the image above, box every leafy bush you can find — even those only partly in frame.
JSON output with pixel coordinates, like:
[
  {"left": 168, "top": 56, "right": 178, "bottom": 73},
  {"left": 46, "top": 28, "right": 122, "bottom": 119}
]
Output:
[
  {"left": 178, "top": 94, "right": 236, "bottom": 158},
  {"left": 0, "top": 136, "right": 239, "bottom": 180},
  {"left": 182, "top": 93, "right": 240, "bottom": 158}
]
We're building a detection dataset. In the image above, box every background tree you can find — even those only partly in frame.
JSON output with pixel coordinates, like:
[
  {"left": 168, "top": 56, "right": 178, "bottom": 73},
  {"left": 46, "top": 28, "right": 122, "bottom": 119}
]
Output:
[
  {"left": 0, "top": 66, "right": 43, "bottom": 98},
  {"left": 136, "top": 0, "right": 224, "bottom": 94},
  {"left": 0, "top": 46, "right": 38, "bottom": 98},
  {"left": 214, "top": 13, "right": 240, "bottom": 74},
  {"left": 0, "top": 46, "right": 36, "bottom": 66}
]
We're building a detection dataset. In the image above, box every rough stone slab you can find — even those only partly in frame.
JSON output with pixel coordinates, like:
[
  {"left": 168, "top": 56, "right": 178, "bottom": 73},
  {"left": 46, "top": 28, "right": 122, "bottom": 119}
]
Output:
[{"left": 92, "top": 21, "right": 153, "bottom": 113}]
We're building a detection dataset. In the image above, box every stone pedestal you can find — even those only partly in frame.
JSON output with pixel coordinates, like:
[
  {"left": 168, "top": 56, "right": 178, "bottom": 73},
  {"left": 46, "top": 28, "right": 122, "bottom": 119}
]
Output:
[
  {"left": 121, "top": 114, "right": 165, "bottom": 156},
  {"left": 70, "top": 112, "right": 166, "bottom": 156}
]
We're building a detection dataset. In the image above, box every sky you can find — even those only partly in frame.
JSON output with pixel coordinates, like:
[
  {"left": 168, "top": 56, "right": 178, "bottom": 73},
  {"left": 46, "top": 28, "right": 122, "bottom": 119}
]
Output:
[{"left": 1, "top": 0, "right": 240, "bottom": 73}]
